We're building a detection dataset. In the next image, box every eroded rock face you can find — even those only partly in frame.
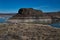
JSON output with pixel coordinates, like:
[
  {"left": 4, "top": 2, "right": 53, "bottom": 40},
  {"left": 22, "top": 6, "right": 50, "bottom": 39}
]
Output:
[
  {"left": 12, "top": 8, "right": 43, "bottom": 17},
  {"left": 18, "top": 8, "right": 43, "bottom": 15}
]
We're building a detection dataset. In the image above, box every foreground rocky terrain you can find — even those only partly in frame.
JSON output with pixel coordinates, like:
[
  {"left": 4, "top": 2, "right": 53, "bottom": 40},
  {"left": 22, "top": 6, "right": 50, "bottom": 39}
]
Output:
[{"left": 0, "top": 23, "right": 60, "bottom": 40}]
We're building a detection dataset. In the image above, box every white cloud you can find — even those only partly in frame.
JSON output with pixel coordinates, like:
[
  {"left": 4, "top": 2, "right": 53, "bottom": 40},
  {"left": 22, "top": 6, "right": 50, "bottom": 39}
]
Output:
[{"left": 33, "top": 6, "right": 49, "bottom": 9}]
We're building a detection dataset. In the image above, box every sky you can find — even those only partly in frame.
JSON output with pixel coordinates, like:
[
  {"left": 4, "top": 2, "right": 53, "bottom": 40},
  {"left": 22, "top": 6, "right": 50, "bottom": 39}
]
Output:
[{"left": 0, "top": 0, "right": 60, "bottom": 13}]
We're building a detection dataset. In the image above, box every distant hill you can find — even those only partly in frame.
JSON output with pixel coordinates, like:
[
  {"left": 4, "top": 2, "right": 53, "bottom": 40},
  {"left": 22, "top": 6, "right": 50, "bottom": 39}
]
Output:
[
  {"left": 44, "top": 12, "right": 60, "bottom": 16},
  {"left": 0, "top": 13, "right": 16, "bottom": 17},
  {"left": 0, "top": 13, "right": 16, "bottom": 15}
]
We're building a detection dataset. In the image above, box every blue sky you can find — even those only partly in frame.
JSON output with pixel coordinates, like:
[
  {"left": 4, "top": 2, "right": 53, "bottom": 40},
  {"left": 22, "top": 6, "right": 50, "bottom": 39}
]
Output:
[{"left": 0, "top": 0, "right": 60, "bottom": 13}]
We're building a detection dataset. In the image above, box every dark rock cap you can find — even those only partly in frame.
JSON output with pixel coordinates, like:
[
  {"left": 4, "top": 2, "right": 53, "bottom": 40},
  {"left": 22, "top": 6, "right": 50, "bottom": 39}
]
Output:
[
  {"left": 9, "top": 8, "right": 44, "bottom": 19},
  {"left": 18, "top": 8, "right": 43, "bottom": 15}
]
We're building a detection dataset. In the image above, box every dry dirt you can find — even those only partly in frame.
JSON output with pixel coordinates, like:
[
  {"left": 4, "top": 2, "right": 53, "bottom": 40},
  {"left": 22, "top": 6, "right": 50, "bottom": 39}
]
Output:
[{"left": 0, "top": 23, "right": 60, "bottom": 40}]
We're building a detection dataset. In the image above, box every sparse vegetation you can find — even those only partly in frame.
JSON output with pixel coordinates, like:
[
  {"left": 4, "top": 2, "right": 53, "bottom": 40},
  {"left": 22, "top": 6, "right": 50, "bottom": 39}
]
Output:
[{"left": 0, "top": 23, "right": 60, "bottom": 40}]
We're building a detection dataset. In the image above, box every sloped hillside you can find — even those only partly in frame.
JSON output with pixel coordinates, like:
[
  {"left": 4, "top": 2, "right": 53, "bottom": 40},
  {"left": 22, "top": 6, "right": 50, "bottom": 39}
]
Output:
[{"left": 0, "top": 23, "right": 60, "bottom": 40}]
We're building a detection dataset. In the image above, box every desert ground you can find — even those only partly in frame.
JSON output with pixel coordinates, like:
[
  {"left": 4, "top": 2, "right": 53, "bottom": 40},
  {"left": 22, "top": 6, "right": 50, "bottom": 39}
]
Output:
[{"left": 0, "top": 23, "right": 60, "bottom": 40}]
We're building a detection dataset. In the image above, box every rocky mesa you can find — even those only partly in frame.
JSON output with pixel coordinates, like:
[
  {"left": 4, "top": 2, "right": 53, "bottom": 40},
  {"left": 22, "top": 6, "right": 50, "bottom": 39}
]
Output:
[{"left": 10, "top": 8, "right": 43, "bottom": 19}]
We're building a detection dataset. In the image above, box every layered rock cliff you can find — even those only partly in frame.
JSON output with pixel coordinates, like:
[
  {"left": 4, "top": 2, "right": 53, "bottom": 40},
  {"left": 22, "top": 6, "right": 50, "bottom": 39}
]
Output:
[{"left": 11, "top": 8, "right": 43, "bottom": 19}]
